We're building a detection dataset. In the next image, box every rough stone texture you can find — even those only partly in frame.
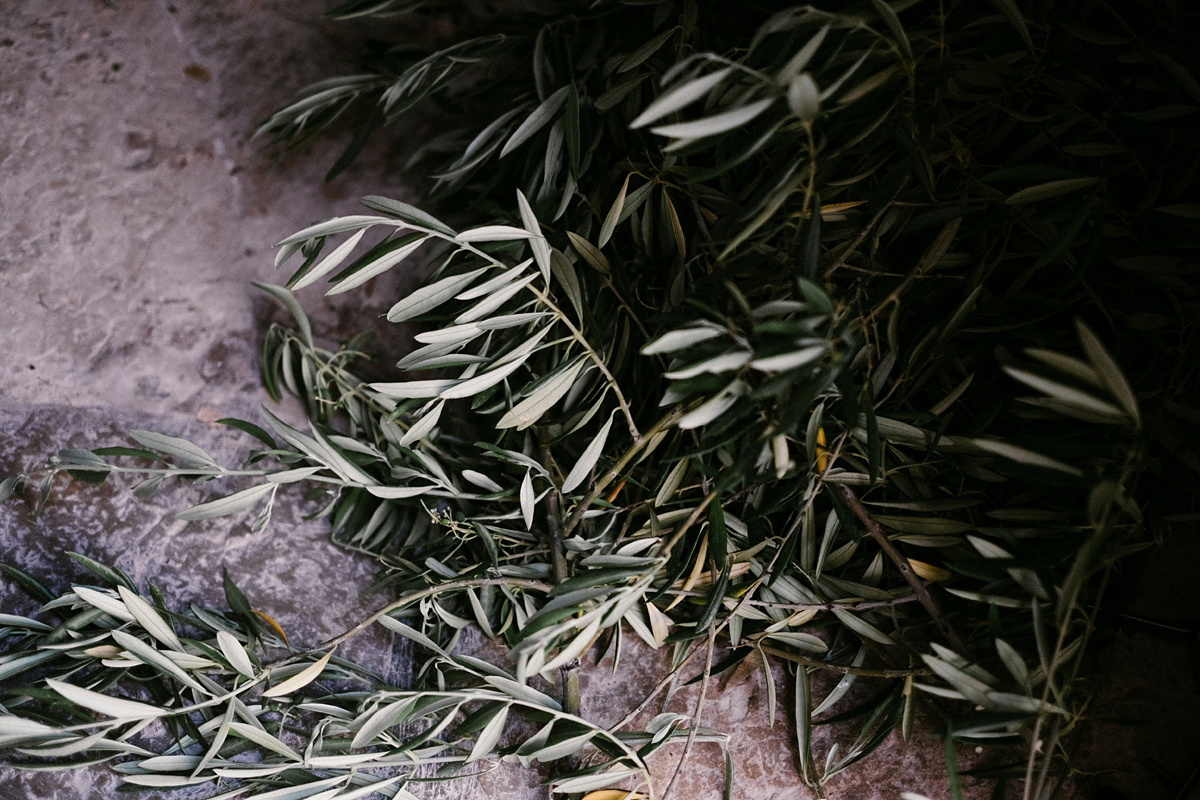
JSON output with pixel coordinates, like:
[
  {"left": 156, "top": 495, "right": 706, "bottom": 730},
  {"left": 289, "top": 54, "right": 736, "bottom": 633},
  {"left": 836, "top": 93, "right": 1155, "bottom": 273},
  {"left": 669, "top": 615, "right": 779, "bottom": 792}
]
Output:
[
  {"left": 6, "top": 2, "right": 1186, "bottom": 800},
  {"left": 1, "top": 1, "right": 417, "bottom": 796},
  {"left": 0, "top": 0, "right": 427, "bottom": 423}
]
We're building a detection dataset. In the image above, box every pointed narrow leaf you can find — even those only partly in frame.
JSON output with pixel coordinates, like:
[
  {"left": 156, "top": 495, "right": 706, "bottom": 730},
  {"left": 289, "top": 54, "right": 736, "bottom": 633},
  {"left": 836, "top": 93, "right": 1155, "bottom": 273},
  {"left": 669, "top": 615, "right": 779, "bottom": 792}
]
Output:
[
  {"left": 642, "top": 325, "right": 723, "bottom": 355},
  {"left": 550, "top": 249, "right": 584, "bottom": 320},
  {"left": 566, "top": 232, "right": 611, "bottom": 276},
  {"left": 676, "top": 380, "right": 748, "bottom": 429},
  {"left": 562, "top": 414, "right": 613, "bottom": 493},
  {"left": 375, "top": 617, "right": 453, "bottom": 659},
  {"left": 117, "top": 586, "right": 182, "bottom": 651},
  {"left": 254, "top": 283, "right": 313, "bottom": 348},
  {"left": 328, "top": 235, "right": 427, "bottom": 295},
  {"left": 708, "top": 500, "right": 727, "bottom": 573},
  {"left": 291, "top": 228, "right": 368, "bottom": 290},
  {"left": 121, "top": 775, "right": 215, "bottom": 788},
  {"left": 484, "top": 675, "right": 562, "bottom": 710},
  {"left": 262, "top": 650, "right": 333, "bottom": 697},
  {"left": 871, "top": 0, "right": 913, "bottom": 60},
  {"left": 985, "top": 691, "right": 1066, "bottom": 715},
  {"left": 73, "top": 586, "right": 134, "bottom": 622},
  {"left": 386, "top": 267, "right": 489, "bottom": 322},
  {"left": 994, "top": 638, "right": 1030, "bottom": 693},
  {"left": 1076, "top": 321, "right": 1140, "bottom": 425},
  {"left": 530, "top": 730, "right": 596, "bottom": 763},
  {"left": 455, "top": 272, "right": 538, "bottom": 323},
  {"left": 217, "top": 631, "right": 256, "bottom": 678},
  {"left": 110, "top": 630, "right": 206, "bottom": 693},
  {"left": 46, "top": 679, "right": 167, "bottom": 719},
  {"left": 128, "top": 430, "right": 217, "bottom": 468},
  {"left": 276, "top": 216, "right": 387, "bottom": 247},
  {"left": 795, "top": 667, "right": 815, "bottom": 784},
  {"left": 598, "top": 176, "right": 631, "bottom": 248},
  {"left": 501, "top": 86, "right": 570, "bottom": 157},
  {"left": 457, "top": 225, "right": 536, "bottom": 243},
  {"left": 226, "top": 722, "right": 303, "bottom": 760},
  {"left": 176, "top": 484, "right": 275, "bottom": 522},
  {"left": 971, "top": 439, "right": 1083, "bottom": 476},
  {"left": 439, "top": 356, "right": 530, "bottom": 400},
  {"left": 832, "top": 608, "right": 895, "bottom": 645},
  {"left": 650, "top": 98, "right": 774, "bottom": 140},
  {"left": 778, "top": 26, "right": 830, "bottom": 82},
  {"left": 1005, "top": 178, "right": 1101, "bottom": 205},
  {"left": 498, "top": 358, "right": 588, "bottom": 430},
  {"left": 349, "top": 696, "right": 421, "bottom": 749},
  {"left": 462, "top": 470, "right": 503, "bottom": 493},
  {"left": 765, "top": 631, "right": 828, "bottom": 653},
  {"left": 1003, "top": 367, "right": 1126, "bottom": 418},
  {"left": 541, "top": 616, "right": 602, "bottom": 673},
  {"left": 619, "top": 26, "right": 675, "bottom": 73},
  {"left": 468, "top": 704, "right": 510, "bottom": 762},
  {"left": 361, "top": 195, "right": 455, "bottom": 236},
  {"left": 749, "top": 346, "right": 826, "bottom": 372},
  {"left": 399, "top": 401, "right": 444, "bottom": 446},
  {"left": 520, "top": 472, "right": 536, "bottom": 530},
  {"left": 921, "top": 655, "right": 991, "bottom": 705},
  {"left": 632, "top": 68, "right": 732, "bottom": 128},
  {"left": 517, "top": 190, "right": 551, "bottom": 283},
  {"left": 371, "top": 379, "right": 461, "bottom": 399},
  {"left": 552, "top": 767, "right": 641, "bottom": 794},
  {"left": 457, "top": 260, "right": 532, "bottom": 301}
]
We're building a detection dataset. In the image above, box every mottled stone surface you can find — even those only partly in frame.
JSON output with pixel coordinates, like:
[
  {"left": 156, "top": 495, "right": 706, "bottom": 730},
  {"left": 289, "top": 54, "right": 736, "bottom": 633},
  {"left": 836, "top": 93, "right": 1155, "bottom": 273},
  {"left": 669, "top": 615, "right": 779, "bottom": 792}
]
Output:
[
  {"left": 0, "top": 0, "right": 419, "bottom": 422},
  {"left": 1, "top": 1, "right": 416, "bottom": 796}
]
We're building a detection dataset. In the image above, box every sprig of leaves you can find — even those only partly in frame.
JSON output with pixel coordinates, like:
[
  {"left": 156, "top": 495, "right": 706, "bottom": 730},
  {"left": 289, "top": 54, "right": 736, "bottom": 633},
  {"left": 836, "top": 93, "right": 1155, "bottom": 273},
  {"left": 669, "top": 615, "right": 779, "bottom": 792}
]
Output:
[{"left": 0, "top": 560, "right": 660, "bottom": 797}]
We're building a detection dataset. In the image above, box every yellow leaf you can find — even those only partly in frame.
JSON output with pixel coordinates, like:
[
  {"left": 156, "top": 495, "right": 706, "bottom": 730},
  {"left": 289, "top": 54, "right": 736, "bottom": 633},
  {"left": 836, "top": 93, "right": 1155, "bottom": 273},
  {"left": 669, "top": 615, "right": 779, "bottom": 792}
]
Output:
[
  {"left": 908, "top": 558, "right": 951, "bottom": 582},
  {"left": 782, "top": 608, "right": 818, "bottom": 627},
  {"left": 673, "top": 561, "right": 753, "bottom": 589},
  {"left": 819, "top": 200, "right": 866, "bottom": 214},
  {"left": 816, "top": 426, "right": 828, "bottom": 473},
  {"left": 796, "top": 200, "right": 866, "bottom": 219},
  {"left": 581, "top": 792, "right": 644, "bottom": 800},
  {"left": 253, "top": 609, "right": 289, "bottom": 646},
  {"left": 665, "top": 536, "right": 708, "bottom": 611}
]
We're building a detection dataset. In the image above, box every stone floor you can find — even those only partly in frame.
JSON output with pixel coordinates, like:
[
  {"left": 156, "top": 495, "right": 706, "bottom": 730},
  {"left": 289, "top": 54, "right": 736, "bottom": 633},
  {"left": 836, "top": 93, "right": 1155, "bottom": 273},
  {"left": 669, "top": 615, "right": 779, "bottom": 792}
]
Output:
[{"left": 1, "top": 2, "right": 1195, "bottom": 800}]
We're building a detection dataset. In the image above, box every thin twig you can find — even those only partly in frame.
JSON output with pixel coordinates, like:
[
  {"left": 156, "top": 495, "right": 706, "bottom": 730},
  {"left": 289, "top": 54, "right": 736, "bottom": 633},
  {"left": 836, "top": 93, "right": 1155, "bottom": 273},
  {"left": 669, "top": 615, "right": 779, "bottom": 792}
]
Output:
[
  {"left": 659, "top": 589, "right": 922, "bottom": 613},
  {"left": 560, "top": 405, "right": 685, "bottom": 539},
  {"left": 838, "top": 484, "right": 969, "bottom": 655},
  {"left": 661, "top": 627, "right": 717, "bottom": 800},
  {"left": 527, "top": 281, "right": 642, "bottom": 440},
  {"left": 865, "top": 215, "right": 962, "bottom": 323},
  {"left": 659, "top": 490, "right": 718, "bottom": 561},
  {"left": 439, "top": 236, "right": 641, "bottom": 439},
  {"left": 824, "top": 177, "right": 909, "bottom": 279},
  {"left": 539, "top": 435, "right": 569, "bottom": 584}
]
